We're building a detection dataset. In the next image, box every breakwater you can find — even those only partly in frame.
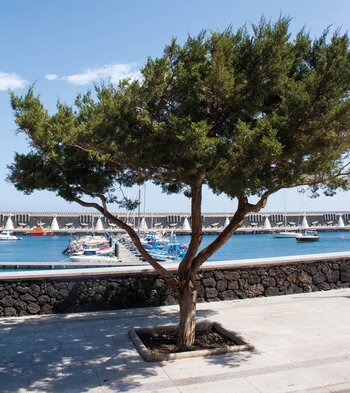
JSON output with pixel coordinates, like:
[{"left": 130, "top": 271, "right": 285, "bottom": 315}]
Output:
[
  {"left": 1, "top": 210, "right": 350, "bottom": 234},
  {"left": 0, "top": 254, "right": 349, "bottom": 317}
]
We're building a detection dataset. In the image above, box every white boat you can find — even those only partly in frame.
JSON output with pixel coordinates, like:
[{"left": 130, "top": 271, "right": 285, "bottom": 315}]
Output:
[
  {"left": 69, "top": 242, "right": 119, "bottom": 262},
  {"left": 296, "top": 230, "right": 320, "bottom": 242},
  {"left": 274, "top": 191, "right": 299, "bottom": 239},
  {"left": 0, "top": 230, "right": 22, "bottom": 241},
  {"left": 274, "top": 231, "right": 300, "bottom": 238},
  {"left": 69, "top": 252, "right": 120, "bottom": 263},
  {"left": 64, "top": 234, "right": 113, "bottom": 255}
]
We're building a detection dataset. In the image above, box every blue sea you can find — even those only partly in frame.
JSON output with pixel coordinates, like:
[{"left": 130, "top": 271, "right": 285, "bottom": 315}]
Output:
[{"left": 0, "top": 232, "right": 350, "bottom": 266}]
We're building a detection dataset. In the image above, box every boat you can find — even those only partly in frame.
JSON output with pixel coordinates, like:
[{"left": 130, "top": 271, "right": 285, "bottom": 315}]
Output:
[
  {"left": 274, "top": 231, "right": 300, "bottom": 238},
  {"left": 274, "top": 191, "right": 300, "bottom": 238},
  {"left": 141, "top": 231, "right": 168, "bottom": 250},
  {"left": 64, "top": 234, "right": 114, "bottom": 255},
  {"left": 140, "top": 231, "right": 188, "bottom": 261},
  {"left": 69, "top": 249, "right": 120, "bottom": 263},
  {"left": 68, "top": 235, "right": 119, "bottom": 262},
  {"left": 0, "top": 230, "right": 22, "bottom": 241},
  {"left": 26, "top": 226, "right": 54, "bottom": 236},
  {"left": 296, "top": 230, "right": 320, "bottom": 242},
  {"left": 148, "top": 251, "right": 175, "bottom": 262}
]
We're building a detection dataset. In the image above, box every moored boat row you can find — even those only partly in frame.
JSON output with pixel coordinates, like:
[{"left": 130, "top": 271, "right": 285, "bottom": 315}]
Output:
[
  {"left": 140, "top": 231, "right": 188, "bottom": 261},
  {"left": 116, "top": 231, "right": 189, "bottom": 263},
  {"left": 62, "top": 231, "right": 189, "bottom": 264}
]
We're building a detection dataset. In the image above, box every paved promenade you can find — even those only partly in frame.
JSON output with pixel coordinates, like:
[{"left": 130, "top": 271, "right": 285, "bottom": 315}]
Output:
[{"left": 1, "top": 289, "right": 350, "bottom": 393}]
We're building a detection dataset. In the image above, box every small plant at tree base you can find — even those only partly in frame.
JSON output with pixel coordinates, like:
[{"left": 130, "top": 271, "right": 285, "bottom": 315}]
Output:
[{"left": 8, "top": 17, "right": 350, "bottom": 350}]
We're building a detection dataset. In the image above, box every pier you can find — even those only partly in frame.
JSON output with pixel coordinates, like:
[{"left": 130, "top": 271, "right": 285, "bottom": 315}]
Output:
[{"left": 0, "top": 242, "right": 146, "bottom": 270}]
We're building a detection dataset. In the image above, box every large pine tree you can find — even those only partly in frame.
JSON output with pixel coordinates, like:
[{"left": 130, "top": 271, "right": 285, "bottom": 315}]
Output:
[{"left": 9, "top": 18, "right": 350, "bottom": 348}]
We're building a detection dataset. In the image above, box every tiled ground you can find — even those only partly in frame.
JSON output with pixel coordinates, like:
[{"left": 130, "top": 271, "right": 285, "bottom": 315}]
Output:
[{"left": 1, "top": 289, "right": 350, "bottom": 392}]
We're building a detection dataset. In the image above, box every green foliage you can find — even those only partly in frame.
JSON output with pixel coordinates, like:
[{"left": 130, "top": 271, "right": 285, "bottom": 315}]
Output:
[{"left": 8, "top": 17, "right": 350, "bottom": 205}]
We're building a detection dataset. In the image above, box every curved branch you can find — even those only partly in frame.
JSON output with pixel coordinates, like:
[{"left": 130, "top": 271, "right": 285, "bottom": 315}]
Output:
[
  {"left": 73, "top": 197, "right": 179, "bottom": 293},
  {"left": 245, "top": 191, "right": 271, "bottom": 213},
  {"left": 191, "top": 191, "right": 272, "bottom": 271},
  {"left": 93, "top": 193, "right": 108, "bottom": 213}
]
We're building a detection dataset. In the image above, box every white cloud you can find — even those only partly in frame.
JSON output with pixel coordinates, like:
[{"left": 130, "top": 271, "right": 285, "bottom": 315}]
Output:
[
  {"left": 45, "top": 74, "right": 59, "bottom": 81},
  {"left": 0, "top": 71, "right": 27, "bottom": 90},
  {"left": 46, "top": 63, "right": 141, "bottom": 86}
]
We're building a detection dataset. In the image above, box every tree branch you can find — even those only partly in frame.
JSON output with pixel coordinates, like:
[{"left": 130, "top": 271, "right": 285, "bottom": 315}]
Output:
[
  {"left": 73, "top": 197, "right": 179, "bottom": 293},
  {"left": 191, "top": 191, "right": 272, "bottom": 271},
  {"left": 245, "top": 191, "right": 271, "bottom": 213},
  {"left": 93, "top": 193, "right": 108, "bottom": 213}
]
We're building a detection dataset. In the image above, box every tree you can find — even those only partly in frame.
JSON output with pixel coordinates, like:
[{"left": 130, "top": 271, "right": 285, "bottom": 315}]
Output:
[{"left": 8, "top": 18, "right": 350, "bottom": 349}]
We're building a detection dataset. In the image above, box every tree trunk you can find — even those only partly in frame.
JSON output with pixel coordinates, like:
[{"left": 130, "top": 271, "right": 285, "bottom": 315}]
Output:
[{"left": 177, "top": 279, "right": 197, "bottom": 350}]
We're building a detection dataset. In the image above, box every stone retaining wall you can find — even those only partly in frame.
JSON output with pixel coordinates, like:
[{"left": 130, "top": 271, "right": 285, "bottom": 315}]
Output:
[{"left": 1, "top": 258, "right": 350, "bottom": 317}]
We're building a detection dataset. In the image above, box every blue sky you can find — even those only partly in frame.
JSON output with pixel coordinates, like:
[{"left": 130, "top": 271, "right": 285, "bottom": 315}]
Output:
[{"left": 1, "top": 0, "right": 350, "bottom": 213}]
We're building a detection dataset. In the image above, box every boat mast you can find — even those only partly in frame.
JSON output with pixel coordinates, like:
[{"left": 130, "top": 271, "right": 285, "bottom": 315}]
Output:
[
  {"left": 137, "top": 187, "right": 141, "bottom": 234},
  {"left": 143, "top": 183, "right": 146, "bottom": 222},
  {"left": 284, "top": 190, "right": 287, "bottom": 229}
]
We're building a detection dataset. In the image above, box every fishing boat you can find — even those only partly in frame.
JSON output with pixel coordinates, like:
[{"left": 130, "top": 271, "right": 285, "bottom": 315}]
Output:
[
  {"left": 296, "top": 230, "right": 320, "bottom": 242},
  {"left": 0, "top": 230, "right": 22, "bottom": 241},
  {"left": 141, "top": 231, "right": 188, "bottom": 261},
  {"left": 141, "top": 231, "right": 168, "bottom": 250},
  {"left": 26, "top": 226, "right": 54, "bottom": 236}
]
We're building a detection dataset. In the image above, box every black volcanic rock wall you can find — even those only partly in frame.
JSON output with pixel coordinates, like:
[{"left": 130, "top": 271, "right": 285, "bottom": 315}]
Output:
[{"left": 0, "top": 259, "right": 349, "bottom": 317}]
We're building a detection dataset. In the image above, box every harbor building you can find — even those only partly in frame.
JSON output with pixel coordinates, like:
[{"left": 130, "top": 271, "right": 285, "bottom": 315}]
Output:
[{"left": 0, "top": 211, "right": 349, "bottom": 234}]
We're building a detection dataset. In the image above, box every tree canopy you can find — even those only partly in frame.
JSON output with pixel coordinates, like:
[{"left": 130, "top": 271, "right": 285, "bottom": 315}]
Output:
[
  {"left": 10, "top": 19, "right": 350, "bottom": 204},
  {"left": 8, "top": 17, "right": 350, "bottom": 348}
]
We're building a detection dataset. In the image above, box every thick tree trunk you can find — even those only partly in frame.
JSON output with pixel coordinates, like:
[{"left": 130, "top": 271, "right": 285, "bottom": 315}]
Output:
[
  {"left": 75, "top": 192, "right": 271, "bottom": 351},
  {"left": 177, "top": 279, "right": 197, "bottom": 350}
]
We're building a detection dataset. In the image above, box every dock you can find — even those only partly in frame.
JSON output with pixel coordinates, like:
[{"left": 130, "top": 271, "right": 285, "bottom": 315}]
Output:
[
  {"left": 117, "top": 241, "right": 145, "bottom": 264},
  {"left": 0, "top": 242, "right": 147, "bottom": 270}
]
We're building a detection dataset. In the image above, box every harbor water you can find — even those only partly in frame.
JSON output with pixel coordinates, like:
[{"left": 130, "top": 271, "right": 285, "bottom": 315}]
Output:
[{"left": 0, "top": 232, "right": 350, "bottom": 268}]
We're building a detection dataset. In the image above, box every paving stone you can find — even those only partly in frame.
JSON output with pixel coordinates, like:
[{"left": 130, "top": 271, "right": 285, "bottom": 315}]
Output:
[
  {"left": 246, "top": 368, "right": 326, "bottom": 393},
  {"left": 0, "top": 288, "right": 350, "bottom": 393},
  {"left": 178, "top": 378, "right": 260, "bottom": 392},
  {"left": 27, "top": 372, "right": 100, "bottom": 393},
  {"left": 327, "top": 381, "right": 350, "bottom": 392},
  {"left": 97, "top": 366, "right": 171, "bottom": 390}
]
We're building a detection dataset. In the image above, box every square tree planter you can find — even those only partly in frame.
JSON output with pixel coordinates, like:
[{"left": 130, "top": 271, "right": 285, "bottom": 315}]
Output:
[{"left": 129, "top": 320, "right": 255, "bottom": 362}]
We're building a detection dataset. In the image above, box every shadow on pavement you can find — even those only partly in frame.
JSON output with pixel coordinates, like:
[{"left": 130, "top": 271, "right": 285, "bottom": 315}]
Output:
[{"left": 0, "top": 304, "right": 232, "bottom": 392}]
